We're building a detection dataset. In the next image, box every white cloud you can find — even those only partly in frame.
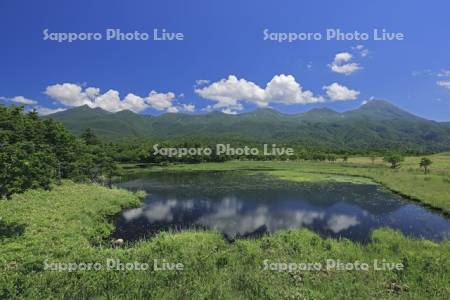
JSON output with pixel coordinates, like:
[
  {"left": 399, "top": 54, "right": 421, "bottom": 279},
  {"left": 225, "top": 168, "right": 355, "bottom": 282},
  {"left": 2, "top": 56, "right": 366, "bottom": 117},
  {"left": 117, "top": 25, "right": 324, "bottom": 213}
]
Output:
[
  {"left": 145, "top": 90, "right": 176, "bottom": 111},
  {"left": 437, "top": 70, "right": 450, "bottom": 77},
  {"left": 33, "top": 105, "right": 66, "bottom": 115},
  {"left": 221, "top": 108, "right": 239, "bottom": 115},
  {"left": 122, "top": 93, "right": 148, "bottom": 112},
  {"left": 0, "top": 96, "right": 38, "bottom": 105},
  {"left": 195, "top": 75, "right": 266, "bottom": 111},
  {"left": 329, "top": 52, "right": 362, "bottom": 75},
  {"left": 166, "top": 106, "right": 179, "bottom": 113},
  {"left": 334, "top": 52, "right": 352, "bottom": 63},
  {"left": 11, "top": 96, "right": 38, "bottom": 105},
  {"left": 437, "top": 80, "right": 450, "bottom": 89},
  {"left": 85, "top": 87, "right": 100, "bottom": 99},
  {"left": 0, "top": 95, "right": 66, "bottom": 115},
  {"left": 44, "top": 83, "right": 180, "bottom": 113},
  {"left": 166, "top": 103, "right": 196, "bottom": 113},
  {"left": 195, "top": 79, "right": 210, "bottom": 86},
  {"left": 92, "top": 89, "right": 122, "bottom": 112},
  {"left": 323, "top": 82, "right": 360, "bottom": 101},
  {"left": 195, "top": 74, "right": 322, "bottom": 112},
  {"left": 45, "top": 83, "right": 93, "bottom": 106},
  {"left": 352, "top": 45, "right": 369, "bottom": 57},
  {"left": 265, "top": 74, "right": 322, "bottom": 104},
  {"left": 180, "top": 103, "right": 195, "bottom": 112}
]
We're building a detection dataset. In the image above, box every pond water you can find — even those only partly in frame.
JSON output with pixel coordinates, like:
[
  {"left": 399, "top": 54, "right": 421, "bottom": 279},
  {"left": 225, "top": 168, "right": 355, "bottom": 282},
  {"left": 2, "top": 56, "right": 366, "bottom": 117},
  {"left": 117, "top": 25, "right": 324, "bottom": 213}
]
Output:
[{"left": 112, "top": 171, "right": 450, "bottom": 242}]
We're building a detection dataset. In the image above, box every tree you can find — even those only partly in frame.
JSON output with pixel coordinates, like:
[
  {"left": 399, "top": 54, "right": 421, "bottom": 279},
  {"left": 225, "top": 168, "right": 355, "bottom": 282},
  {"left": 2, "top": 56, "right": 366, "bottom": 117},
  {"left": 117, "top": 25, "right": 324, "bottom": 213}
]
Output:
[
  {"left": 342, "top": 155, "right": 348, "bottom": 163},
  {"left": 419, "top": 157, "right": 432, "bottom": 174},
  {"left": 383, "top": 153, "right": 404, "bottom": 169},
  {"left": 327, "top": 154, "right": 337, "bottom": 163},
  {"left": 0, "top": 105, "right": 117, "bottom": 197},
  {"left": 369, "top": 154, "right": 376, "bottom": 164},
  {"left": 81, "top": 128, "right": 99, "bottom": 145}
]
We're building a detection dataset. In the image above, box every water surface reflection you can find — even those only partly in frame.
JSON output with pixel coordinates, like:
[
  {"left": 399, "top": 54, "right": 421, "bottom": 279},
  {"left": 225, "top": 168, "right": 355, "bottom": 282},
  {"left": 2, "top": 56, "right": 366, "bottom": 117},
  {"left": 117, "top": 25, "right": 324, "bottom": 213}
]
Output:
[{"left": 113, "top": 171, "right": 450, "bottom": 242}]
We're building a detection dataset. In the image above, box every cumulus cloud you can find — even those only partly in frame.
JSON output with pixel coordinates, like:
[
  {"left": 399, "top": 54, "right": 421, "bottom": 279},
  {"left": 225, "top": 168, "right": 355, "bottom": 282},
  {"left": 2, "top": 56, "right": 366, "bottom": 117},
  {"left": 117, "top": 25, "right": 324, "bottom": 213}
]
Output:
[
  {"left": 323, "top": 82, "right": 360, "bottom": 101},
  {"left": 437, "top": 80, "right": 450, "bottom": 89},
  {"left": 195, "top": 75, "right": 266, "bottom": 110},
  {"left": 145, "top": 90, "right": 176, "bottom": 111},
  {"left": 45, "top": 83, "right": 93, "bottom": 107},
  {"left": 166, "top": 103, "right": 196, "bottom": 113},
  {"left": 44, "top": 83, "right": 180, "bottom": 113},
  {"left": 0, "top": 96, "right": 38, "bottom": 105},
  {"left": 195, "top": 74, "right": 322, "bottom": 112},
  {"left": 180, "top": 103, "right": 195, "bottom": 112},
  {"left": 265, "top": 74, "right": 321, "bottom": 104},
  {"left": 329, "top": 52, "right": 362, "bottom": 75}
]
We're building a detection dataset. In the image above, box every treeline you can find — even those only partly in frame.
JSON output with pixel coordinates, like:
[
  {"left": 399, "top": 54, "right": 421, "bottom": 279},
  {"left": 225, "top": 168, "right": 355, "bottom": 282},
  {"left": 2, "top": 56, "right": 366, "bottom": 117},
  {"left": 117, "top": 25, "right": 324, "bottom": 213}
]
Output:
[
  {"left": 107, "top": 140, "right": 389, "bottom": 164},
  {"left": 0, "top": 106, "right": 117, "bottom": 198}
]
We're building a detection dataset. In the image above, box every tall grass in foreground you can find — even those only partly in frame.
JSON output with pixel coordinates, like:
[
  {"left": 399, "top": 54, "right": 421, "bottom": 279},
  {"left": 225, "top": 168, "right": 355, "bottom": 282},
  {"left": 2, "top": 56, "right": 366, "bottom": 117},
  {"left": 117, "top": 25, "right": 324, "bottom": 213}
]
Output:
[{"left": 1, "top": 182, "right": 449, "bottom": 299}]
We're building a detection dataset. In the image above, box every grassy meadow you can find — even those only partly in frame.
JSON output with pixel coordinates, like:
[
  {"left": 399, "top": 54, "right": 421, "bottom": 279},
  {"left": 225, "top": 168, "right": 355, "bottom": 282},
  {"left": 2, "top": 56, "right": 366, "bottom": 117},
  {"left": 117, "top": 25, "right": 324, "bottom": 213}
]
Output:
[{"left": 1, "top": 153, "right": 450, "bottom": 298}]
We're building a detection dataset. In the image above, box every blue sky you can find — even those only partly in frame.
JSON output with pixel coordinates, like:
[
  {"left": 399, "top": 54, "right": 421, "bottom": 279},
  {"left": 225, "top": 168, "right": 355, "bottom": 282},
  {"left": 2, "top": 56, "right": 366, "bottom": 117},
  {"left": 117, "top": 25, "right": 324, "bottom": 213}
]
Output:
[{"left": 0, "top": 0, "right": 449, "bottom": 120}]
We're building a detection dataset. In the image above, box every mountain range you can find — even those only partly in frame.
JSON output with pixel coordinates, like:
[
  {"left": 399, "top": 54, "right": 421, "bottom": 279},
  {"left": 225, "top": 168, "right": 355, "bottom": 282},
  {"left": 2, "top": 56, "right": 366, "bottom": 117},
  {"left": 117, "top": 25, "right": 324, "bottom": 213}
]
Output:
[{"left": 46, "top": 100, "right": 450, "bottom": 152}]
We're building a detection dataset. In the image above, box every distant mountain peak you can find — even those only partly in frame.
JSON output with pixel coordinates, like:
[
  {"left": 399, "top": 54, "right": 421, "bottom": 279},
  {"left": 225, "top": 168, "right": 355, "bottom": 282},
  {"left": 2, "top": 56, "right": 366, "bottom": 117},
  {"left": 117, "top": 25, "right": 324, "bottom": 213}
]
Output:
[
  {"left": 360, "top": 99, "right": 398, "bottom": 109},
  {"left": 115, "top": 109, "right": 137, "bottom": 116},
  {"left": 299, "top": 107, "right": 339, "bottom": 120},
  {"left": 351, "top": 99, "right": 417, "bottom": 119},
  {"left": 48, "top": 104, "right": 111, "bottom": 118},
  {"left": 74, "top": 105, "right": 108, "bottom": 112}
]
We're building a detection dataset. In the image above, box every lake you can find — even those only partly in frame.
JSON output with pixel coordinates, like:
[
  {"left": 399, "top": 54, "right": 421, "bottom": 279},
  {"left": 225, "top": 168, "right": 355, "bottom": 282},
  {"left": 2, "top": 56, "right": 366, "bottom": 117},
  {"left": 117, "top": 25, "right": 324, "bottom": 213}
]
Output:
[{"left": 112, "top": 171, "right": 450, "bottom": 242}]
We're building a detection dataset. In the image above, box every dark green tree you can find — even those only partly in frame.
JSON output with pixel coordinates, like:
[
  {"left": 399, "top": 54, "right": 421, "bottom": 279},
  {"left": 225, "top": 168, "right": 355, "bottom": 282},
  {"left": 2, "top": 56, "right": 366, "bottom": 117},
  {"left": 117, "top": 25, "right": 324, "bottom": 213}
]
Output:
[
  {"left": 383, "top": 153, "right": 404, "bottom": 169},
  {"left": 419, "top": 157, "right": 432, "bottom": 174},
  {"left": 81, "top": 128, "right": 99, "bottom": 145}
]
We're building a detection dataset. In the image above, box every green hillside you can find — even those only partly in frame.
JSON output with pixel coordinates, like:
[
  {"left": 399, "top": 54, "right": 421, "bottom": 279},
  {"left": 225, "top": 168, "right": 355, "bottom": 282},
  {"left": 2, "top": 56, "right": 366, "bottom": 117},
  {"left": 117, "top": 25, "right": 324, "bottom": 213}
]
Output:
[{"left": 46, "top": 100, "right": 450, "bottom": 152}]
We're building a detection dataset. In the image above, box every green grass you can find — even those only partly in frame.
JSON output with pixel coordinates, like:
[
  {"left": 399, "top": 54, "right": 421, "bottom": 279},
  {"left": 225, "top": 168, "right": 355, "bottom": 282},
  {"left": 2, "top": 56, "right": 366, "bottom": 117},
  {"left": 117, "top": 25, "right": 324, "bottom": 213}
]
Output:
[{"left": 1, "top": 181, "right": 450, "bottom": 298}]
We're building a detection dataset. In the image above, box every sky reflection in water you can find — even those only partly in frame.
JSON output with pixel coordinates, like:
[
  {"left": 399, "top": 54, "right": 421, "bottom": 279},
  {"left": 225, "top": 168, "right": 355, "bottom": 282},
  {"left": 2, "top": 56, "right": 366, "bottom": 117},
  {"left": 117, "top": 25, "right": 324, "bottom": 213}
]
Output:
[{"left": 113, "top": 171, "right": 450, "bottom": 242}]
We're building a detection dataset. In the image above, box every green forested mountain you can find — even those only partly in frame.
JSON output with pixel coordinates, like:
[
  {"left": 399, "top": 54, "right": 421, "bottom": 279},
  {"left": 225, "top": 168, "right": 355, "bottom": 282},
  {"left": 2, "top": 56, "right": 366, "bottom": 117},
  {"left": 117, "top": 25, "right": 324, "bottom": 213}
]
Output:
[{"left": 46, "top": 100, "right": 450, "bottom": 153}]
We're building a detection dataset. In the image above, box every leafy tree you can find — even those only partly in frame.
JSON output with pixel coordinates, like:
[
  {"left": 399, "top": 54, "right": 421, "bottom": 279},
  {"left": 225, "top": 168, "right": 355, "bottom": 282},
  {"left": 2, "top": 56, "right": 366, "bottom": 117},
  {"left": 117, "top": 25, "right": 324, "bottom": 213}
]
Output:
[
  {"left": 419, "top": 157, "right": 432, "bottom": 173},
  {"left": 383, "top": 153, "right": 404, "bottom": 169},
  {"left": 81, "top": 128, "right": 99, "bottom": 145},
  {"left": 327, "top": 154, "right": 337, "bottom": 163},
  {"left": 0, "top": 105, "right": 118, "bottom": 197}
]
